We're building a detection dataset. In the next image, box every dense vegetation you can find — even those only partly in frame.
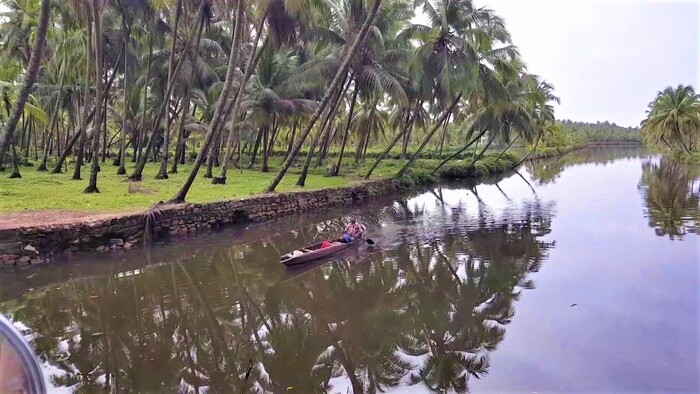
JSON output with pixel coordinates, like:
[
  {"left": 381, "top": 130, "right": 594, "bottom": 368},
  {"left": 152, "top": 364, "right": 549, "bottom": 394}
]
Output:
[
  {"left": 0, "top": 0, "right": 562, "bottom": 211},
  {"left": 641, "top": 84, "right": 700, "bottom": 163},
  {"left": 559, "top": 119, "right": 641, "bottom": 144}
]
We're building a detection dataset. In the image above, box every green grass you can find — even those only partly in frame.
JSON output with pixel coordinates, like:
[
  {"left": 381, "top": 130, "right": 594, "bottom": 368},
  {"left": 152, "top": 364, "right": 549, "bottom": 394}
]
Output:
[
  {"left": 0, "top": 159, "right": 354, "bottom": 214},
  {"left": 0, "top": 149, "right": 528, "bottom": 215}
]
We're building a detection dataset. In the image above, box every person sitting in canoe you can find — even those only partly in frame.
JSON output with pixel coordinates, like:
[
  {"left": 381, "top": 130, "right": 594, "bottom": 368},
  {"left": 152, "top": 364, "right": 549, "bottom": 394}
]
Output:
[{"left": 340, "top": 216, "right": 366, "bottom": 243}]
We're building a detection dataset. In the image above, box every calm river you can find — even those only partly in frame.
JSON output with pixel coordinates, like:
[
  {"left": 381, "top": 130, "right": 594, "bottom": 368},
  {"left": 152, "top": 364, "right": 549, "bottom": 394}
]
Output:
[{"left": 1, "top": 146, "right": 698, "bottom": 393}]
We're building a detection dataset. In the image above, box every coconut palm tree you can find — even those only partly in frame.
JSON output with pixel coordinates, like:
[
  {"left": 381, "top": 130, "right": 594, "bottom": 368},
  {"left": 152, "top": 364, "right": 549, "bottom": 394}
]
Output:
[
  {"left": 639, "top": 158, "right": 700, "bottom": 239},
  {"left": 0, "top": 0, "right": 50, "bottom": 172},
  {"left": 264, "top": 0, "right": 383, "bottom": 193},
  {"left": 641, "top": 84, "right": 700, "bottom": 154}
]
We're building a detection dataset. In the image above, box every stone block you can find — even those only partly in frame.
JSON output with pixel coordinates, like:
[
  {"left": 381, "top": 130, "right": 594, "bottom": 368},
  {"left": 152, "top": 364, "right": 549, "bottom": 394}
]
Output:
[
  {"left": 23, "top": 244, "right": 39, "bottom": 257},
  {"left": 109, "top": 238, "right": 124, "bottom": 246},
  {"left": 0, "top": 242, "right": 22, "bottom": 255}
]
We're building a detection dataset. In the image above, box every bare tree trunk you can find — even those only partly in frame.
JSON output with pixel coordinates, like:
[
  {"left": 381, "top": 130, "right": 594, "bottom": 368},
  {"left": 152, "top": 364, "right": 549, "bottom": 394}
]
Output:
[{"left": 0, "top": 0, "right": 50, "bottom": 170}]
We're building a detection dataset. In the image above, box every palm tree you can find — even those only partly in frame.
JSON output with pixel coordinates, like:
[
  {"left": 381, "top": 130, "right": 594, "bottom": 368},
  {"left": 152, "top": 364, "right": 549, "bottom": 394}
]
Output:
[
  {"left": 641, "top": 84, "right": 700, "bottom": 154},
  {"left": 84, "top": 0, "right": 104, "bottom": 193},
  {"left": 264, "top": 0, "right": 383, "bottom": 193},
  {"left": 639, "top": 158, "right": 699, "bottom": 239},
  {"left": 394, "top": 0, "right": 514, "bottom": 177},
  {"left": 0, "top": 0, "right": 50, "bottom": 172},
  {"left": 171, "top": 0, "right": 247, "bottom": 203}
]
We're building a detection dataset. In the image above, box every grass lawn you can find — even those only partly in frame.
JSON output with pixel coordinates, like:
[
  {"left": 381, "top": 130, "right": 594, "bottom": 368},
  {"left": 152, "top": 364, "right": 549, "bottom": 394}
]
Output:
[
  {"left": 0, "top": 148, "right": 521, "bottom": 216},
  {"left": 0, "top": 158, "right": 389, "bottom": 214}
]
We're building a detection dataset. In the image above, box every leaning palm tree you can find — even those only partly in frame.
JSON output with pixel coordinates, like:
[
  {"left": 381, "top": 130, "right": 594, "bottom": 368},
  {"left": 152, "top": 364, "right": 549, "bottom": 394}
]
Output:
[
  {"left": 641, "top": 84, "right": 700, "bottom": 154},
  {"left": 264, "top": 0, "right": 383, "bottom": 193},
  {"left": 171, "top": 0, "right": 246, "bottom": 203},
  {"left": 0, "top": 0, "right": 50, "bottom": 172}
]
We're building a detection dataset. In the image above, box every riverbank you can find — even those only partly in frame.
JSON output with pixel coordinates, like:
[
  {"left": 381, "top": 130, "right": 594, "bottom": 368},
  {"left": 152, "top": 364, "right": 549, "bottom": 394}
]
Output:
[{"left": 0, "top": 152, "right": 525, "bottom": 266}]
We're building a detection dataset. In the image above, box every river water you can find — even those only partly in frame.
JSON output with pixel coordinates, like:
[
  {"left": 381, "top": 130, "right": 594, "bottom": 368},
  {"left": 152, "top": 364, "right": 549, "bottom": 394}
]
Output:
[{"left": 0, "top": 147, "right": 698, "bottom": 393}]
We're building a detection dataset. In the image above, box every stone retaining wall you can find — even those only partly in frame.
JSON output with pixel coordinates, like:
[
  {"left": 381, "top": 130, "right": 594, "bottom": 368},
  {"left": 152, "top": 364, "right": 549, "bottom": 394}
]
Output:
[{"left": 0, "top": 179, "right": 400, "bottom": 267}]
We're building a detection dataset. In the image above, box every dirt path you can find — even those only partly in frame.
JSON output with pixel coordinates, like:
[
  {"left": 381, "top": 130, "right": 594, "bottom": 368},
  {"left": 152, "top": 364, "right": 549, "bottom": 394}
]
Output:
[{"left": 0, "top": 210, "right": 144, "bottom": 230}]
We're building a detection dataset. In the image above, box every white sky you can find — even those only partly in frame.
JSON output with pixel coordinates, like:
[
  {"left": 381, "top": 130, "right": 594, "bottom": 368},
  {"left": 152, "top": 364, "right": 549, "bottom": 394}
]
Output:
[{"left": 470, "top": 0, "right": 700, "bottom": 127}]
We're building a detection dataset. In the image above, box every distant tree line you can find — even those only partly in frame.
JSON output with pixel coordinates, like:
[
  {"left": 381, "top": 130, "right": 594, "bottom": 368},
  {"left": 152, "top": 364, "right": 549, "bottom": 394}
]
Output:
[{"left": 558, "top": 119, "right": 641, "bottom": 144}]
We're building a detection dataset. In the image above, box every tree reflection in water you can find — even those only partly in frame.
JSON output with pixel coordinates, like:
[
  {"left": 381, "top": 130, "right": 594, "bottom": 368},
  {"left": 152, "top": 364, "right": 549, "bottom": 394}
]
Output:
[
  {"left": 638, "top": 157, "right": 700, "bottom": 239},
  {"left": 525, "top": 146, "right": 649, "bottom": 185},
  {"left": 1, "top": 193, "right": 556, "bottom": 393}
]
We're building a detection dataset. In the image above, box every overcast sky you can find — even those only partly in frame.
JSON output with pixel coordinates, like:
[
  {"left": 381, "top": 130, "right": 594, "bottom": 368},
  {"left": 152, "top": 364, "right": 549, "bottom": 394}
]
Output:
[{"left": 469, "top": 0, "right": 699, "bottom": 127}]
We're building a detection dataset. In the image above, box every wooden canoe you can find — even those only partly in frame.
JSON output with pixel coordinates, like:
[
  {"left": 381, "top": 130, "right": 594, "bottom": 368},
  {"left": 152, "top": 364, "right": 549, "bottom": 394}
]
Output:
[{"left": 280, "top": 237, "right": 364, "bottom": 266}]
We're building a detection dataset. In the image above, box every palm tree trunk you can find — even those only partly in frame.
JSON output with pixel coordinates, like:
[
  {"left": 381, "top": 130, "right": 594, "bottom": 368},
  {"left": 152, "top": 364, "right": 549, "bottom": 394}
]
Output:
[
  {"left": 397, "top": 93, "right": 462, "bottom": 178},
  {"left": 512, "top": 132, "right": 543, "bottom": 168},
  {"left": 22, "top": 114, "right": 31, "bottom": 163},
  {"left": 117, "top": 14, "right": 131, "bottom": 175},
  {"left": 430, "top": 128, "right": 487, "bottom": 175},
  {"left": 365, "top": 100, "right": 414, "bottom": 178},
  {"left": 39, "top": 65, "right": 66, "bottom": 172},
  {"left": 436, "top": 113, "right": 450, "bottom": 157},
  {"left": 213, "top": 10, "right": 265, "bottom": 184},
  {"left": 332, "top": 79, "right": 359, "bottom": 176},
  {"left": 131, "top": 1, "right": 206, "bottom": 181},
  {"left": 0, "top": 0, "right": 50, "bottom": 170},
  {"left": 284, "top": 121, "right": 297, "bottom": 161},
  {"left": 85, "top": 0, "right": 104, "bottom": 193},
  {"left": 468, "top": 130, "right": 498, "bottom": 167},
  {"left": 261, "top": 124, "right": 270, "bottom": 172},
  {"left": 171, "top": 0, "right": 247, "bottom": 203},
  {"left": 265, "top": 116, "right": 279, "bottom": 162},
  {"left": 73, "top": 6, "right": 94, "bottom": 181},
  {"left": 155, "top": 0, "right": 184, "bottom": 180},
  {"left": 297, "top": 73, "right": 350, "bottom": 186},
  {"left": 101, "top": 67, "right": 108, "bottom": 163},
  {"left": 265, "top": 0, "right": 382, "bottom": 193},
  {"left": 37, "top": 120, "right": 56, "bottom": 172},
  {"left": 248, "top": 128, "right": 264, "bottom": 168},
  {"left": 134, "top": 36, "right": 153, "bottom": 168},
  {"left": 9, "top": 137, "right": 21, "bottom": 178},
  {"left": 54, "top": 108, "right": 100, "bottom": 174},
  {"left": 169, "top": 96, "right": 190, "bottom": 174},
  {"left": 495, "top": 135, "right": 518, "bottom": 162}
]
